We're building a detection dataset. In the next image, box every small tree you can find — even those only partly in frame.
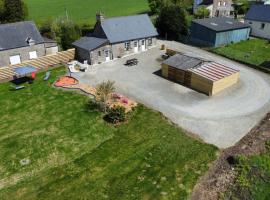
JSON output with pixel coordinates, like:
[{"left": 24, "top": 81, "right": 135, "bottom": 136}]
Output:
[
  {"left": 96, "top": 80, "right": 115, "bottom": 113},
  {"left": 51, "top": 17, "right": 81, "bottom": 50},
  {"left": 195, "top": 6, "right": 210, "bottom": 19},
  {"left": 233, "top": 0, "right": 249, "bottom": 19},
  {"left": 3, "top": 0, "right": 28, "bottom": 23},
  {"left": 156, "top": 4, "right": 189, "bottom": 41}
]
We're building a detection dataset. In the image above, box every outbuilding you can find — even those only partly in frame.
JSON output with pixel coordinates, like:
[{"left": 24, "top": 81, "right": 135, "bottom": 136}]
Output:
[
  {"left": 162, "top": 54, "right": 240, "bottom": 95},
  {"left": 190, "top": 17, "right": 250, "bottom": 47}
]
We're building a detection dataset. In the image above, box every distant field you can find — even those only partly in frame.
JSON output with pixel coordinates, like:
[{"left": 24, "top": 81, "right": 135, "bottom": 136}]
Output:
[{"left": 25, "top": 0, "right": 149, "bottom": 24}]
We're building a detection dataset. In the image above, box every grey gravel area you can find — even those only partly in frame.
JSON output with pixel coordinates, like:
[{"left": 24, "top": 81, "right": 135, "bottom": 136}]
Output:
[{"left": 72, "top": 40, "right": 270, "bottom": 148}]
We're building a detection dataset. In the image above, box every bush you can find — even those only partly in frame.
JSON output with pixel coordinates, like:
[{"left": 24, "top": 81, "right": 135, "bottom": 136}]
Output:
[{"left": 105, "top": 106, "right": 126, "bottom": 124}]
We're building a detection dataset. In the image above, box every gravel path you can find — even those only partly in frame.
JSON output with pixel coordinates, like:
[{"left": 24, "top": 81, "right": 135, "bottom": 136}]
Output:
[{"left": 72, "top": 40, "right": 270, "bottom": 148}]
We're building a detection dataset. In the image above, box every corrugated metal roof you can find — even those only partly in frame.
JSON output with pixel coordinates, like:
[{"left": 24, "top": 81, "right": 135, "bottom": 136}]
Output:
[
  {"left": 72, "top": 37, "right": 108, "bottom": 51},
  {"left": 189, "top": 62, "right": 239, "bottom": 81},
  {"left": 101, "top": 14, "right": 158, "bottom": 43},
  {"left": 192, "top": 17, "right": 250, "bottom": 32},
  {"left": 245, "top": 5, "right": 270, "bottom": 23},
  {"left": 162, "top": 54, "right": 202, "bottom": 70},
  {"left": 0, "top": 21, "right": 44, "bottom": 51}
]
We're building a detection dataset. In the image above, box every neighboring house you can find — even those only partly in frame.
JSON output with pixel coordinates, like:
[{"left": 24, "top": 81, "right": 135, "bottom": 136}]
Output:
[
  {"left": 190, "top": 17, "right": 250, "bottom": 47},
  {"left": 244, "top": 5, "right": 270, "bottom": 40},
  {"left": 73, "top": 13, "right": 158, "bottom": 65},
  {"left": 0, "top": 21, "right": 59, "bottom": 67},
  {"left": 193, "top": 0, "right": 233, "bottom": 17}
]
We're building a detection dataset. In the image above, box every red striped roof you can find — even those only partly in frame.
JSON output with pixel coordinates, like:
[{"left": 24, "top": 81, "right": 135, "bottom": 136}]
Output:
[{"left": 188, "top": 62, "right": 239, "bottom": 81}]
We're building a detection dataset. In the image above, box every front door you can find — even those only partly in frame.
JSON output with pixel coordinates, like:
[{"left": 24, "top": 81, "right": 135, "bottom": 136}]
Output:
[
  {"left": 141, "top": 39, "right": 146, "bottom": 51},
  {"left": 134, "top": 41, "right": 138, "bottom": 53},
  {"left": 105, "top": 50, "right": 110, "bottom": 62}
]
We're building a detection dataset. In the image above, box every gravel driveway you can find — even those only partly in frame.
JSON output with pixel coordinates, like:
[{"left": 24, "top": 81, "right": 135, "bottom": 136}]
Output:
[{"left": 72, "top": 40, "right": 270, "bottom": 148}]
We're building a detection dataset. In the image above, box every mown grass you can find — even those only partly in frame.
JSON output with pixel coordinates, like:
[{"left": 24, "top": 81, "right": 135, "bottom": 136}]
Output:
[
  {"left": 0, "top": 67, "right": 217, "bottom": 199},
  {"left": 25, "top": 0, "right": 149, "bottom": 24},
  {"left": 212, "top": 38, "right": 270, "bottom": 70},
  {"left": 223, "top": 142, "right": 270, "bottom": 200}
]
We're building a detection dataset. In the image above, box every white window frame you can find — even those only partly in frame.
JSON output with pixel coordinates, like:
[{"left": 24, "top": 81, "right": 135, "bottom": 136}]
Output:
[
  {"left": 125, "top": 42, "right": 130, "bottom": 51},
  {"left": 9, "top": 54, "right": 21, "bottom": 65},
  {"left": 148, "top": 38, "right": 153, "bottom": 46},
  {"left": 29, "top": 51, "right": 38, "bottom": 59}
]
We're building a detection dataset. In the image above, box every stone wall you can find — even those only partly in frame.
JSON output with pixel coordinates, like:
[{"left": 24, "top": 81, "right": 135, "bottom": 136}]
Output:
[{"left": 0, "top": 43, "right": 46, "bottom": 67}]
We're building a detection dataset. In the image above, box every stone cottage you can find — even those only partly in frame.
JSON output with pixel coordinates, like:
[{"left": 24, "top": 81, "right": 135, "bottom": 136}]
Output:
[
  {"left": 72, "top": 13, "right": 158, "bottom": 65},
  {"left": 193, "top": 0, "right": 233, "bottom": 17},
  {"left": 0, "top": 21, "right": 58, "bottom": 67}
]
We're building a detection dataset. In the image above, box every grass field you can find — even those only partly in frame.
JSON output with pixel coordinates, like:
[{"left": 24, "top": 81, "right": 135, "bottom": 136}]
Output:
[
  {"left": 224, "top": 143, "right": 270, "bottom": 199},
  {"left": 212, "top": 38, "right": 270, "bottom": 70},
  {"left": 25, "top": 0, "right": 149, "bottom": 24},
  {"left": 0, "top": 67, "right": 217, "bottom": 199}
]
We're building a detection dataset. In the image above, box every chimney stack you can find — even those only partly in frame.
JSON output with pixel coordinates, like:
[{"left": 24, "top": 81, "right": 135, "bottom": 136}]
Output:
[{"left": 96, "top": 11, "right": 105, "bottom": 23}]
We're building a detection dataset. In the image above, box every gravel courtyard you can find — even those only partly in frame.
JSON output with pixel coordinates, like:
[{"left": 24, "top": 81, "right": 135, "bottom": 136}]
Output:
[{"left": 72, "top": 40, "right": 270, "bottom": 148}]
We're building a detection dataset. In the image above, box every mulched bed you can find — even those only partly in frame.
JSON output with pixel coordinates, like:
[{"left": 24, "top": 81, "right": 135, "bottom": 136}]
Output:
[{"left": 190, "top": 113, "right": 270, "bottom": 200}]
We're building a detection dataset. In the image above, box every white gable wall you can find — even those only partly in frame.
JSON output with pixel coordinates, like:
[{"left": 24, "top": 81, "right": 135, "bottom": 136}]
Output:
[{"left": 245, "top": 20, "right": 270, "bottom": 40}]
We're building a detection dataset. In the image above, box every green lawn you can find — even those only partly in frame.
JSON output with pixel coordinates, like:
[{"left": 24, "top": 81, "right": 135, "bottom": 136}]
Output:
[
  {"left": 25, "top": 0, "right": 149, "bottom": 24},
  {"left": 212, "top": 38, "right": 270, "bottom": 69},
  {"left": 223, "top": 143, "right": 270, "bottom": 200},
  {"left": 0, "top": 67, "right": 217, "bottom": 199}
]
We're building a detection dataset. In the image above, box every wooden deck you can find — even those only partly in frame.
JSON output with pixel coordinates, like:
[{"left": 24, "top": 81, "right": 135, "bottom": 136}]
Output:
[{"left": 0, "top": 49, "right": 75, "bottom": 83}]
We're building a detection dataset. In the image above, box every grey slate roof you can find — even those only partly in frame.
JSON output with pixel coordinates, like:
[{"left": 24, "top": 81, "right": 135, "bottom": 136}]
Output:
[
  {"left": 101, "top": 14, "right": 158, "bottom": 43},
  {"left": 192, "top": 17, "right": 250, "bottom": 32},
  {"left": 0, "top": 21, "right": 44, "bottom": 51},
  {"left": 72, "top": 37, "right": 108, "bottom": 51},
  {"left": 162, "top": 54, "right": 202, "bottom": 70},
  {"left": 245, "top": 5, "right": 270, "bottom": 23}
]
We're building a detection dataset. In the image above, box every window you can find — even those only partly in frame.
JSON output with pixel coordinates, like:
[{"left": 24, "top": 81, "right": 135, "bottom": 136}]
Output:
[
  {"left": 261, "top": 23, "right": 265, "bottom": 30},
  {"left": 223, "top": 1, "right": 226, "bottom": 6},
  {"left": 105, "top": 50, "right": 109, "bottom": 57},
  {"left": 29, "top": 51, "right": 37, "bottom": 59},
  {"left": 249, "top": 21, "right": 252, "bottom": 25},
  {"left": 148, "top": 38, "right": 153, "bottom": 46},
  {"left": 125, "top": 42, "right": 130, "bottom": 50},
  {"left": 134, "top": 41, "right": 138, "bottom": 47},
  {"left": 98, "top": 51, "right": 101, "bottom": 56},
  {"left": 141, "top": 40, "right": 145, "bottom": 45},
  {"left": 218, "top": 1, "right": 222, "bottom": 6},
  {"left": 9, "top": 55, "right": 21, "bottom": 65}
]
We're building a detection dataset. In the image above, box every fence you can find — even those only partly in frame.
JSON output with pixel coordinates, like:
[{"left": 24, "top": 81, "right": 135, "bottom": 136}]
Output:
[{"left": 0, "top": 49, "right": 75, "bottom": 82}]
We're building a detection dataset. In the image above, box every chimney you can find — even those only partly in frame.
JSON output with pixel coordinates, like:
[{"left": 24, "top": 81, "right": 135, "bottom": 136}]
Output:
[{"left": 96, "top": 11, "right": 105, "bottom": 23}]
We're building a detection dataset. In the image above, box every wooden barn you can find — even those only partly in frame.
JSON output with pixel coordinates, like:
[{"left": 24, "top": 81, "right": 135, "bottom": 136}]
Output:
[{"left": 162, "top": 54, "right": 240, "bottom": 95}]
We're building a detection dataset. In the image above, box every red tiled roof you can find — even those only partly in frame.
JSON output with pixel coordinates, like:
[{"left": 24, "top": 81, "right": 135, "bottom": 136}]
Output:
[{"left": 188, "top": 62, "right": 239, "bottom": 81}]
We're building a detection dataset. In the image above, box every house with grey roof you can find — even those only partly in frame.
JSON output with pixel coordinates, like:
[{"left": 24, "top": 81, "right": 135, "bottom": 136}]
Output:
[
  {"left": 190, "top": 17, "right": 250, "bottom": 47},
  {"left": 0, "top": 21, "right": 58, "bottom": 67},
  {"left": 193, "top": 0, "right": 233, "bottom": 17},
  {"left": 245, "top": 5, "right": 270, "bottom": 40},
  {"left": 72, "top": 13, "right": 158, "bottom": 65}
]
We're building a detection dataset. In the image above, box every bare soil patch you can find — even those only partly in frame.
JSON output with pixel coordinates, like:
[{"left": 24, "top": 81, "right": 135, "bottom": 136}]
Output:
[{"left": 190, "top": 113, "right": 270, "bottom": 200}]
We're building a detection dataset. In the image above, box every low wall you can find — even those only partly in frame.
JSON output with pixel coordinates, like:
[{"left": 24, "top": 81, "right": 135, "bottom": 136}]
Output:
[{"left": 0, "top": 49, "right": 75, "bottom": 83}]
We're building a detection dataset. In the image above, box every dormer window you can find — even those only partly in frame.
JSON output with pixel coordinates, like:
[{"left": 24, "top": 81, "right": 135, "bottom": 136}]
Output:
[{"left": 26, "top": 37, "right": 35, "bottom": 46}]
